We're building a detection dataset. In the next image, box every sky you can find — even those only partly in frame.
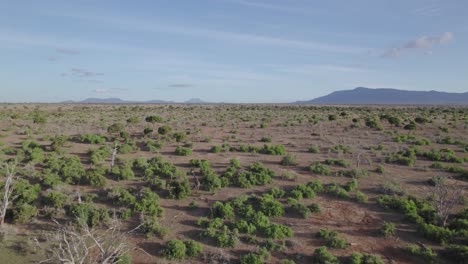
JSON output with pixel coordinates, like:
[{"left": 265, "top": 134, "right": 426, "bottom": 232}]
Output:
[{"left": 0, "top": 0, "right": 467, "bottom": 103}]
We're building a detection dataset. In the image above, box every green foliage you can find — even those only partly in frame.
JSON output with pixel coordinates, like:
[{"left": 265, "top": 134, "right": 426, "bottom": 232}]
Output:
[
  {"left": 290, "top": 201, "right": 311, "bottom": 218},
  {"left": 386, "top": 148, "right": 418, "bottom": 166},
  {"left": 240, "top": 251, "right": 270, "bottom": 264},
  {"left": 291, "top": 184, "right": 316, "bottom": 199},
  {"left": 308, "top": 146, "right": 320, "bottom": 153},
  {"left": 107, "top": 122, "right": 125, "bottom": 133},
  {"left": 355, "top": 191, "right": 368, "bottom": 203},
  {"left": 325, "top": 159, "right": 351, "bottom": 167},
  {"left": 443, "top": 245, "right": 468, "bottom": 264},
  {"left": 316, "top": 229, "right": 349, "bottom": 249},
  {"left": 68, "top": 203, "right": 110, "bottom": 228},
  {"left": 80, "top": 134, "right": 106, "bottom": 144},
  {"left": 158, "top": 125, "right": 172, "bottom": 135},
  {"left": 260, "top": 144, "right": 286, "bottom": 155},
  {"left": 344, "top": 179, "right": 358, "bottom": 192},
  {"left": 45, "top": 191, "right": 68, "bottom": 208},
  {"left": 365, "top": 117, "right": 383, "bottom": 130},
  {"left": 380, "top": 221, "right": 395, "bottom": 237},
  {"left": 13, "top": 204, "right": 38, "bottom": 224},
  {"left": 163, "top": 239, "right": 186, "bottom": 260},
  {"left": 312, "top": 246, "right": 339, "bottom": 264},
  {"left": 349, "top": 252, "right": 384, "bottom": 264},
  {"left": 145, "top": 115, "right": 163, "bottom": 123},
  {"left": 280, "top": 154, "right": 298, "bottom": 166},
  {"left": 172, "top": 132, "right": 186, "bottom": 142},
  {"left": 258, "top": 194, "right": 284, "bottom": 217},
  {"left": 88, "top": 145, "right": 112, "bottom": 165},
  {"left": 140, "top": 217, "right": 168, "bottom": 238},
  {"left": 309, "top": 162, "right": 331, "bottom": 176},
  {"left": 327, "top": 183, "right": 349, "bottom": 199},
  {"left": 233, "top": 162, "right": 274, "bottom": 188},
  {"left": 212, "top": 201, "right": 235, "bottom": 219},
  {"left": 168, "top": 179, "right": 191, "bottom": 199},
  {"left": 175, "top": 146, "right": 192, "bottom": 156},
  {"left": 407, "top": 244, "right": 437, "bottom": 263},
  {"left": 184, "top": 239, "right": 203, "bottom": 257}
]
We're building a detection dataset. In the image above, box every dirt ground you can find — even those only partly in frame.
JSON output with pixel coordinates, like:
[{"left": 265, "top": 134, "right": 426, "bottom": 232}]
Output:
[{"left": 0, "top": 104, "right": 467, "bottom": 264}]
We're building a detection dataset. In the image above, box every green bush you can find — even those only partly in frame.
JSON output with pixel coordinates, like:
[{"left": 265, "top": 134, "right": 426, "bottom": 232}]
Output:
[
  {"left": 80, "top": 134, "right": 106, "bottom": 144},
  {"left": 312, "top": 246, "right": 339, "bottom": 264},
  {"left": 175, "top": 146, "right": 192, "bottom": 156},
  {"left": 316, "top": 229, "right": 348, "bottom": 249},
  {"left": 325, "top": 159, "right": 351, "bottom": 167},
  {"left": 212, "top": 201, "right": 235, "bottom": 219},
  {"left": 260, "top": 144, "right": 286, "bottom": 155},
  {"left": 442, "top": 245, "right": 468, "bottom": 264},
  {"left": 163, "top": 239, "right": 186, "bottom": 260},
  {"left": 380, "top": 221, "right": 395, "bottom": 237},
  {"left": 140, "top": 217, "right": 168, "bottom": 238},
  {"left": 107, "top": 122, "right": 125, "bottom": 133},
  {"left": 259, "top": 194, "right": 284, "bottom": 217},
  {"left": 349, "top": 252, "right": 384, "bottom": 264},
  {"left": 308, "top": 146, "right": 320, "bottom": 153},
  {"left": 145, "top": 115, "right": 163, "bottom": 123},
  {"left": 168, "top": 179, "right": 191, "bottom": 199},
  {"left": 309, "top": 162, "right": 331, "bottom": 176},
  {"left": 280, "top": 154, "right": 298, "bottom": 166},
  {"left": 407, "top": 244, "right": 437, "bottom": 263},
  {"left": 13, "top": 204, "right": 38, "bottom": 224},
  {"left": 184, "top": 239, "right": 203, "bottom": 258},
  {"left": 45, "top": 191, "right": 68, "bottom": 208},
  {"left": 158, "top": 125, "right": 172, "bottom": 135},
  {"left": 173, "top": 132, "right": 186, "bottom": 142}
]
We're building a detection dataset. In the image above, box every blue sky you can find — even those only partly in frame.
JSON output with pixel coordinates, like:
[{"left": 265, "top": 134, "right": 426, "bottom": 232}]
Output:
[{"left": 1, "top": 0, "right": 467, "bottom": 103}]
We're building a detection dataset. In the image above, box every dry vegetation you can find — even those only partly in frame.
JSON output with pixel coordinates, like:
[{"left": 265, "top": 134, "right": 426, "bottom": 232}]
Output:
[{"left": 0, "top": 104, "right": 467, "bottom": 264}]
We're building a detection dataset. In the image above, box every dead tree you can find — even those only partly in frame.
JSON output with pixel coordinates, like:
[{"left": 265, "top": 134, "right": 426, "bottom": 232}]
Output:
[
  {"left": 428, "top": 176, "right": 465, "bottom": 227},
  {"left": 110, "top": 142, "right": 119, "bottom": 169},
  {"left": 41, "top": 215, "right": 138, "bottom": 264},
  {"left": 0, "top": 160, "right": 18, "bottom": 227}
]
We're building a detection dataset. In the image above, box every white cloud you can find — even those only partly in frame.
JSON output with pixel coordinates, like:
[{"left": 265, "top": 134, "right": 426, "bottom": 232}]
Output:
[
  {"left": 41, "top": 12, "right": 369, "bottom": 54},
  {"left": 382, "top": 32, "right": 454, "bottom": 58}
]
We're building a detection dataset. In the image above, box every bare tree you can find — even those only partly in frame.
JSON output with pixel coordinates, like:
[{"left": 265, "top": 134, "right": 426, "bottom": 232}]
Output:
[
  {"left": 41, "top": 215, "right": 141, "bottom": 264},
  {"left": 0, "top": 160, "right": 18, "bottom": 227},
  {"left": 428, "top": 176, "right": 466, "bottom": 227}
]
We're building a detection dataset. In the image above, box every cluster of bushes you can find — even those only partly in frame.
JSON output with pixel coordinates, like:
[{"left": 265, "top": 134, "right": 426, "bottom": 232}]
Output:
[
  {"left": 377, "top": 195, "right": 463, "bottom": 244},
  {"left": 107, "top": 186, "right": 164, "bottom": 218},
  {"left": 235, "top": 144, "right": 286, "bottom": 155},
  {"left": 386, "top": 148, "right": 418, "bottom": 166},
  {"left": 80, "top": 134, "right": 106, "bottom": 144},
  {"left": 328, "top": 144, "right": 352, "bottom": 154},
  {"left": 175, "top": 146, "right": 192, "bottom": 156},
  {"left": 423, "top": 148, "right": 465, "bottom": 163},
  {"left": 309, "top": 162, "right": 331, "bottom": 176},
  {"left": 349, "top": 252, "right": 384, "bottom": 264},
  {"left": 324, "top": 159, "right": 350, "bottom": 167},
  {"left": 316, "top": 229, "right": 349, "bottom": 249},
  {"left": 232, "top": 162, "right": 275, "bottom": 188},
  {"left": 163, "top": 239, "right": 203, "bottom": 260},
  {"left": 44, "top": 155, "right": 86, "bottom": 184},
  {"left": 88, "top": 145, "right": 112, "bottom": 165},
  {"left": 21, "top": 140, "right": 45, "bottom": 163},
  {"left": 364, "top": 117, "right": 383, "bottom": 130}
]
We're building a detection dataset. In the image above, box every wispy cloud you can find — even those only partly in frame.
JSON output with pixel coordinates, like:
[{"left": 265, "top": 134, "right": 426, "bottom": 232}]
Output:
[
  {"left": 168, "top": 83, "right": 193, "bottom": 88},
  {"left": 92, "top": 88, "right": 127, "bottom": 94},
  {"left": 223, "top": 0, "right": 321, "bottom": 15},
  {"left": 43, "top": 12, "right": 368, "bottom": 54},
  {"left": 382, "top": 32, "right": 454, "bottom": 58},
  {"left": 70, "top": 68, "right": 104, "bottom": 78},
  {"left": 56, "top": 47, "right": 80, "bottom": 55},
  {"left": 414, "top": 0, "right": 442, "bottom": 17},
  {"left": 275, "top": 64, "right": 369, "bottom": 74}
]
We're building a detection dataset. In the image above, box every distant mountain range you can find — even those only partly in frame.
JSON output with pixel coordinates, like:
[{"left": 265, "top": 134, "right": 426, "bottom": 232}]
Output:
[
  {"left": 58, "top": 88, "right": 468, "bottom": 105},
  {"left": 296, "top": 87, "right": 468, "bottom": 105},
  {"left": 61, "top": 98, "right": 207, "bottom": 104}
]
